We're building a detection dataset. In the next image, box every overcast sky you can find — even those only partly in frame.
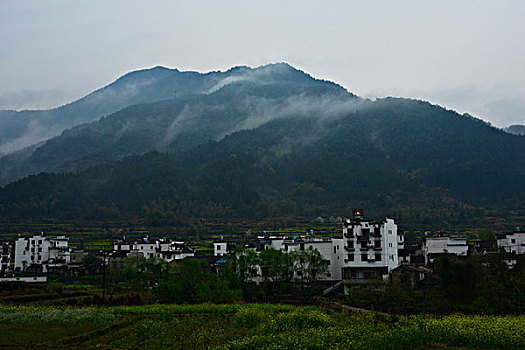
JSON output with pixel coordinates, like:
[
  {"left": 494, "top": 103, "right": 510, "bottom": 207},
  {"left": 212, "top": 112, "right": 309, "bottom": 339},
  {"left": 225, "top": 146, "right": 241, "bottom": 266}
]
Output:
[{"left": 1, "top": 0, "right": 524, "bottom": 127}]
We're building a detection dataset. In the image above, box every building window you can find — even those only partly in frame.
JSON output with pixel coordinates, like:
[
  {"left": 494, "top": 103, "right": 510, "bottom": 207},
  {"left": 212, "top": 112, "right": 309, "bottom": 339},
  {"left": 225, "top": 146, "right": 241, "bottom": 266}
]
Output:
[
  {"left": 388, "top": 230, "right": 392, "bottom": 235},
  {"left": 374, "top": 241, "right": 381, "bottom": 248},
  {"left": 348, "top": 241, "right": 354, "bottom": 249},
  {"left": 375, "top": 253, "right": 381, "bottom": 261},
  {"left": 361, "top": 253, "right": 367, "bottom": 261},
  {"left": 347, "top": 254, "right": 354, "bottom": 261},
  {"left": 389, "top": 243, "right": 393, "bottom": 248},
  {"left": 334, "top": 246, "right": 336, "bottom": 254},
  {"left": 511, "top": 239, "right": 516, "bottom": 244},
  {"left": 361, "top": 242, "right": 367, "bottom": 249}
]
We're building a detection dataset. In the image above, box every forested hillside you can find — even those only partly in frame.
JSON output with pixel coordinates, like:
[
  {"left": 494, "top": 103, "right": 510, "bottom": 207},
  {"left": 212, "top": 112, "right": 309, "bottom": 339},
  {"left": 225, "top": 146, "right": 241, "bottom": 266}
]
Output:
[{"left": 1, "top": 94, "right": 523, "bottom": 229}]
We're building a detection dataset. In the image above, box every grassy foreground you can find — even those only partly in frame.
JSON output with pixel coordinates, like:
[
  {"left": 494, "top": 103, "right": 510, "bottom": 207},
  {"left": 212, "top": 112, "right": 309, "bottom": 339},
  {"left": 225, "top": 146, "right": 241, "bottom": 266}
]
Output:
[{"left": 0, "top": 303, "right": 524, "bottom": 349}]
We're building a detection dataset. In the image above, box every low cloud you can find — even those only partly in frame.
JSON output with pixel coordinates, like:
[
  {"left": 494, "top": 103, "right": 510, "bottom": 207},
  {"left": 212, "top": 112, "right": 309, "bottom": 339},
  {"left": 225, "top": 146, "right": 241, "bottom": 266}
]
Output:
[
  {"left": 0, "top": 88, "right": 78, "bottom": 111},
  {"left": 363, "top": 86, "right": 525, "bottom": 128}
]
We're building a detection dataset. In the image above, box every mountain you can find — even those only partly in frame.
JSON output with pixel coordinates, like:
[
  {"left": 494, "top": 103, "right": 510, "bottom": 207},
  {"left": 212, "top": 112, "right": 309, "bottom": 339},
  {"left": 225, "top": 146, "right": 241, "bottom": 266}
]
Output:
[
  {"left": 0, "top": 63, "right": 321, "bottom": 156},
  {"left": 0, "top": 63, "right": 344, "bottom": 185},
  {"left": 1, "top": 92, "right": 523, "bottom": 229},
  {"left": 505, "top": 124, "right": 525, "bottom": 135}
]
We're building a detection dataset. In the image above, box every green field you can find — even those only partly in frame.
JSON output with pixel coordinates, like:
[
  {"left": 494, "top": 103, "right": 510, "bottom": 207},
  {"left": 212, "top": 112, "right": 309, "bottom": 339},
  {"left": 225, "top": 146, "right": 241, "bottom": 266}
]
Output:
[{"left": 0, "top": 304, "right": 524, "bottom": 349}]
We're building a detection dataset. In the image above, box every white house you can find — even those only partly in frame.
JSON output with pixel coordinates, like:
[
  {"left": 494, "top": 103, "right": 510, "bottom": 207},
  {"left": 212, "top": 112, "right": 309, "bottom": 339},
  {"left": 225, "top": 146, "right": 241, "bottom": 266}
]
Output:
[
  {"left": 496, "top": 229, "right": 525, "bottom": 267},
  {"left": 14, "top": 234, "right": 70, "bottom": 273},
  {"left": 214, "top": 241, "right": 244, "bottom": 257},
  {"left": 1, "top": 242, "right": 12, "bottom": 275},
  {"left": 497, "top": 230, "right": 525, "bottom": 255},
  {"left": 422, "top": 236, "right": 468, "bottom": 264},
  {"left": 341, "top": 209, "right": 402, "bottom": 285},
  {"left": 134, "top": 237, "right": 158, "bottom": 259},
  {"left": 157, "top": 239, "right": 195, "bottom": 262}
]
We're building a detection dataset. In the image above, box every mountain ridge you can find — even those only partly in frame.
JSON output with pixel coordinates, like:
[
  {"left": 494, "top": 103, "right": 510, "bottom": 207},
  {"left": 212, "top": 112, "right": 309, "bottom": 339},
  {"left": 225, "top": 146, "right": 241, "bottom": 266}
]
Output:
[
  {"left": 0, "top": 64, "right": 348, "bottom": 185},
  {"left": 0, "top": 62, "right": 327, "bottom": 156}
]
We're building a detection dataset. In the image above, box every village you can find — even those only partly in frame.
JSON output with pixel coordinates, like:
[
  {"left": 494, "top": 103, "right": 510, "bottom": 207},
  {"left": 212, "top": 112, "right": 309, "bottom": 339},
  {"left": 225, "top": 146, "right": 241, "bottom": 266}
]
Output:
[{"left": 1, "top": 209, "right": 523, "bottom": 296}]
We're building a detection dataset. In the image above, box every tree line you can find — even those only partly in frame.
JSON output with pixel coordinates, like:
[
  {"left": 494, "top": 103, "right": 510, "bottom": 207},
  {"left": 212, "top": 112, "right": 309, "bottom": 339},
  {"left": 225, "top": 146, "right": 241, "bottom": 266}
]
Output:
[{"left": 97, "top": 247, "right": 328, "bottom": 304}]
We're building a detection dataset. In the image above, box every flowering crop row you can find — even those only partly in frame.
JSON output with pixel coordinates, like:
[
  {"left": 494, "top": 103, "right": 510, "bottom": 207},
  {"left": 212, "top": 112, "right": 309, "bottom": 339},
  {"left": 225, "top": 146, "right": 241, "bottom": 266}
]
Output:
[{"left": 0, "top": 305, "right": 116, "bottom": 325}]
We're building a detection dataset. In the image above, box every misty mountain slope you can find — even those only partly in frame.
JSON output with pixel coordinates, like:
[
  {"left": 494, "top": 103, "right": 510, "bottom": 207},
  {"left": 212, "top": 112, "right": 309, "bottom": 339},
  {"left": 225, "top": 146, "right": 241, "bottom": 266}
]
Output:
[
  {"left": 0, "top": 68, "right": 353, "bottom": 185},
  {"left": 0, "top": 62, "right": 327, "bottom": 157},
  {"left": 1, "top": 97, "right": 523, "bottom": 227},
  {"left": 505, "top": 124, "right": 525, "bottom": 135},
  {"left": 0, "top": 66, "right": 180, "bottom": 155}
]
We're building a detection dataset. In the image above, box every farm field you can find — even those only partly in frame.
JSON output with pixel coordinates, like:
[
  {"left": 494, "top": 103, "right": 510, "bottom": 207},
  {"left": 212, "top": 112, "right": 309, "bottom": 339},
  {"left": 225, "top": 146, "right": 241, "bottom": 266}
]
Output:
[{"left": 0, "top": 304, "right": 524, "bottom": 349}]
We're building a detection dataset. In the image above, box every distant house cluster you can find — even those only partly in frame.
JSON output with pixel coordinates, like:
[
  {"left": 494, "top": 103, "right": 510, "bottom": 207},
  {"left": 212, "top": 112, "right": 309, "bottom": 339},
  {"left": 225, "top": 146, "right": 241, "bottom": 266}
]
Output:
[
  {"left": 0, "top": 214, "right": 523, "bottom": 290},
  {"left": 0, "top": 234, "right": 194, "bottom": 280},
  {"left": 111, "top": 236, "right": 195, "bottom": 263},
  {"left": 214, "top": 209, "right": 406, "bottom": 292},
  {"left": 213, "top": 211, "right": 525, "bottom": 291}
]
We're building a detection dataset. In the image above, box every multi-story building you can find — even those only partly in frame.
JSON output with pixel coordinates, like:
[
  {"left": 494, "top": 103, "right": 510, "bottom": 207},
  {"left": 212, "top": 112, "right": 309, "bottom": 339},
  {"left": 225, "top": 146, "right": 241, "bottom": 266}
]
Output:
[
  {"left": 496, "top": 229, "right": 525, "bottom": 267},
  {"left": 214, "top": 240, "right": 243, "bottom": 257},
  {"left": 342, "top": 209, "right": 401, "bottom": 284},
  {"left": 422, "top": 236, "right": 468, "bottom": 265},
  {"left": 1, "top": 242, "right": 12, "bottom": 275},
  {"left": 14, "top": 234, "right": 70, "bottom": 273}
]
